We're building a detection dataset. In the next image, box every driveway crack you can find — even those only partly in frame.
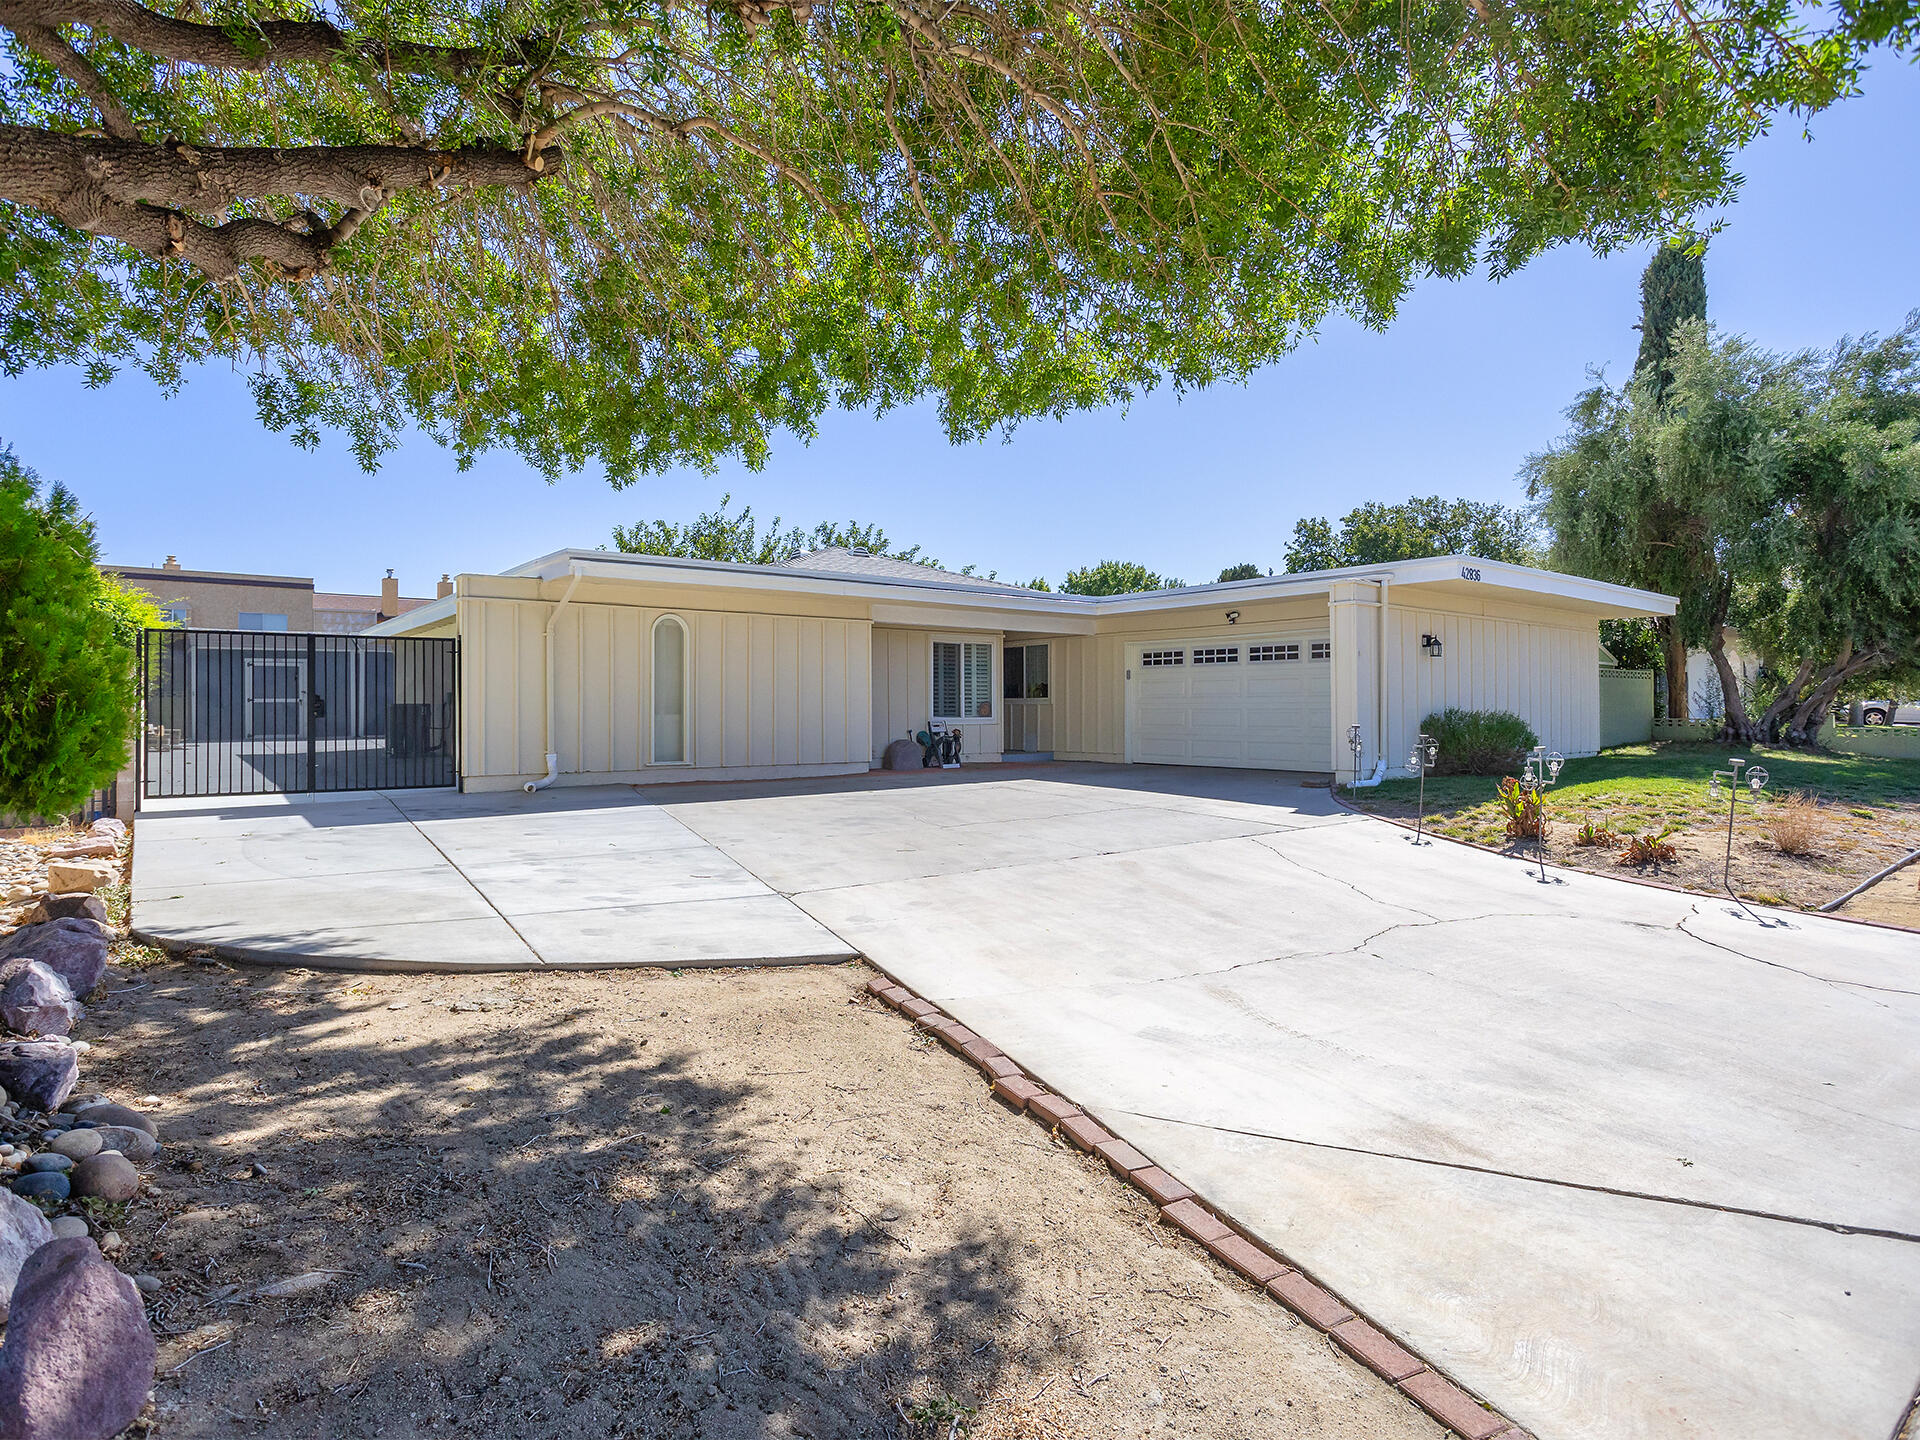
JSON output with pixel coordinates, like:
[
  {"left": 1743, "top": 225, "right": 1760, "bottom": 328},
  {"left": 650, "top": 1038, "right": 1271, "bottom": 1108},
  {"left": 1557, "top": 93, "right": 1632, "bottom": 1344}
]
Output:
[
  {"left": 1249, "top": 833, "right": 1444, "bottom": 920},
  {"left": 378, "top": 793, "right": 548, "bottom": 965},
  {"left": 1116, "top": 1109, "right": 1920, "bottom": 1244},
  {"left": 1672, "top": 910, "right": 1908, "bottom": 1004}
]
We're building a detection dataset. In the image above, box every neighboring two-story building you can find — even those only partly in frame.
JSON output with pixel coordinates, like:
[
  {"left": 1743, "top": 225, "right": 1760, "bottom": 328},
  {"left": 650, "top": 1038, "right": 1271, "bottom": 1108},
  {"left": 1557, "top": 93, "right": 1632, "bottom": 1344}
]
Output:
[{"left": 106, "top": 557, "right": 451, "bottom": 634}]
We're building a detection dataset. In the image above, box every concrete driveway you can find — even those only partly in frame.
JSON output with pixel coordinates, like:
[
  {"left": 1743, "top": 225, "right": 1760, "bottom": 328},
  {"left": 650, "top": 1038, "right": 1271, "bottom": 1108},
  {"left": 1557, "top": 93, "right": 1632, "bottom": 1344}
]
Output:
[{"left": 644, "top": 765, "right": 1920, "bottom": 1440}]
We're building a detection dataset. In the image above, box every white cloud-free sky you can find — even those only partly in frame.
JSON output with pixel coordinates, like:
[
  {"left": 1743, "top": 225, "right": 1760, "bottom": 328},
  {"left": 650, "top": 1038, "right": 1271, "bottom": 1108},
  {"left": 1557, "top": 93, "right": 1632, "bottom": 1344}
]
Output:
[{"left": 4, "top": 59, "right": 1917, "bottom": 595}]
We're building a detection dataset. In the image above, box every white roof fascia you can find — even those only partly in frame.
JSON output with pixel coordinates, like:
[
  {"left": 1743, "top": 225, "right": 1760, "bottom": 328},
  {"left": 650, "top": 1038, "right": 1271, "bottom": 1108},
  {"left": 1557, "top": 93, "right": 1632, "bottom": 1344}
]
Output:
[
  {"left": 362, "top": 593, "right": 457, "bottom": 637},
  {"left": 498, "top": 549, "right": 1675, "bottom": 619}
]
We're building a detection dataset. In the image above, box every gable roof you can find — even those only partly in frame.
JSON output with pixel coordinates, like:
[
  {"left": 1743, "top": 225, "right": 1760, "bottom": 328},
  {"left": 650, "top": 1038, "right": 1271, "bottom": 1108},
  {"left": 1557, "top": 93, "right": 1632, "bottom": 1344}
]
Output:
[{"left": 778, "top": 547, "right": 1047, "bottom": 596}]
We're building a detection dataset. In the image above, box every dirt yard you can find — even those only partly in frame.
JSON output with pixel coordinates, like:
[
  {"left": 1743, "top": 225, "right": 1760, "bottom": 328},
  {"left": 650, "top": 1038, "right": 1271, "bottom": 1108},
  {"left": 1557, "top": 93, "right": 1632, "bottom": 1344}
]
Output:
[{"left": 86, "top": 953, "right": 1443, "bottom": 1440}]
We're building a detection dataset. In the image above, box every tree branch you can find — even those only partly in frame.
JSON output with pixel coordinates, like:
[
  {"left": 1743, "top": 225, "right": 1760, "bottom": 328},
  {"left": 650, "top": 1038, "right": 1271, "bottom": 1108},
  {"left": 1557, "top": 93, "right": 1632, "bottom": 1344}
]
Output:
[{"left": 7, "top": 15, "right": 140, "bottom": 139}]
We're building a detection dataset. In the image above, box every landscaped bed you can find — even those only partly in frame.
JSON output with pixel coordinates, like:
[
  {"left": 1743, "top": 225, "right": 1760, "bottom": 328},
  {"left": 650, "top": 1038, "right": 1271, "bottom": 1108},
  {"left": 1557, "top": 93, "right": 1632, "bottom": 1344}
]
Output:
[
  {"left": 1344, "top": 741, "right": 1920, "bottom": 913},
  {"left": 88, "top": 950, "right": 1440, "bottom": 1440}
]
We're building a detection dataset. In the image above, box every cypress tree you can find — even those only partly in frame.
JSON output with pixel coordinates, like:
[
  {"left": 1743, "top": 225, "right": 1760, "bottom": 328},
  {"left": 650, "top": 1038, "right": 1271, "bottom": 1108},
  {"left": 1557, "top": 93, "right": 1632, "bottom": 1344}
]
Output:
[{"left": 1633, "top": 240, "right": 1708, "bottom": 404}]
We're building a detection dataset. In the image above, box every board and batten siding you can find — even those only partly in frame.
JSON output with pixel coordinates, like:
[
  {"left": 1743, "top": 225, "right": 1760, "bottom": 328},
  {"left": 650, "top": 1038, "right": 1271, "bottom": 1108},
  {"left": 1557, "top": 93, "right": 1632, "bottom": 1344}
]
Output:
[
  {"left": 1048, "top": 634, "right": 1126, "bottom": 762},
  {"left": 458, "top": 595, "right": 871, "bottom": 789},
  {"left": 1376, "top": 602, "right": 1600, "bottom": 774},
  {"left": 871, "top": 627, "right": 1004, "bottom": 762}
]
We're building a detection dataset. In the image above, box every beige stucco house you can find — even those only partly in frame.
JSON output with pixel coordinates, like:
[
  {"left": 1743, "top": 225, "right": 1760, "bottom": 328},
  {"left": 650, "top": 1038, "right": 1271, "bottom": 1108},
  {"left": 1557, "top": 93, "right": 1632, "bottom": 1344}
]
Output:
[{"left": 366, "top": 547, "right": 1676, "bottom": 793}]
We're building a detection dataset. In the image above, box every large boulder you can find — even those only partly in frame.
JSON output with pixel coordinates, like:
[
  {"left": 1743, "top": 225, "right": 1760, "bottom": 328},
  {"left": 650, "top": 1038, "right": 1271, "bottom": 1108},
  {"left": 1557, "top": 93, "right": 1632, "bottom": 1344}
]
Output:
[
  {"left": 0, "top": 1237, "right": 155, "bottom": 1440},
  {"left": 0, "top": 1044, "right": 77, "bottom": 1115},
  {"left": 0, "top": 965, "right": 79, "bottom": 1039},
  {"left": 0, "top": 1192, "right": 53, "bottom": 1324},
  {"left": 0, "top": 922, "right": 109, "bottom": 998},
  {"left": 880, "top": 737, "right": 922, "bottom": 771},
  {"left": 23, "top": 896, "right": 106, "bottom": 928},
  {"left": 86, "top": 820, "right": 125, "bottom": 841},
  {"left": 44, "top": 862, "right": 116, "bottom": 897}
]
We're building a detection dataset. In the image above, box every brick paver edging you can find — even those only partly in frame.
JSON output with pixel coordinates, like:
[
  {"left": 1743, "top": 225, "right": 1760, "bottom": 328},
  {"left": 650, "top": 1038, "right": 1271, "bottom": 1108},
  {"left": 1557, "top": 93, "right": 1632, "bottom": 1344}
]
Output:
[{"left": 861, "top": 970, "right": 1531, "bottom": 1440}]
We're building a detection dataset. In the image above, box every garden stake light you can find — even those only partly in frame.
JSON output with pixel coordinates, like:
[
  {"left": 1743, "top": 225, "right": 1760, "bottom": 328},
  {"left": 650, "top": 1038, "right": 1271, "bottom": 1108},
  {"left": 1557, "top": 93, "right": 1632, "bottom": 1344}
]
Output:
[
  {"left": 1708, "top": 758, "right": 1769, "bottom": 893},
  {"left": 1347, "top": 723, "right": 1363, "bottom": 787},
  {"left": 1407, "top": 732, "right": 1439, "bottom": 845},
  {"left": 1519, "top": 745, "right": 1565, "bottom": 884}
]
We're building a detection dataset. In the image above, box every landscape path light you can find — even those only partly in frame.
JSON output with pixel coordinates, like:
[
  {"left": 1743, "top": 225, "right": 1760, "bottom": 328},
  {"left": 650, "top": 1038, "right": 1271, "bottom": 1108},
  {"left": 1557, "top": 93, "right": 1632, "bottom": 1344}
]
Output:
[
  {"left": 1708, "top": 758, "right": 1768, "bottom": 894},
  {"left": 1346, "top": 723, "right": 1363, "bottom": 788},
  {"left": 1519, "top": 744, "right": 1564, "bottom": 884},
  {"left": 1407, "top": 732, "right": 1439, "bottom": 845}
]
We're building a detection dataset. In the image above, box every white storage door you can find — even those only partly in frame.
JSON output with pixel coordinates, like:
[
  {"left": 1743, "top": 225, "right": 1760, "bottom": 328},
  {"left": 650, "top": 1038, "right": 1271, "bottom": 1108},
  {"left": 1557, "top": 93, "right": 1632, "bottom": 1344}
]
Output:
[{"left": 1128, "top": 637, "right": 1332, "bottom": 770}]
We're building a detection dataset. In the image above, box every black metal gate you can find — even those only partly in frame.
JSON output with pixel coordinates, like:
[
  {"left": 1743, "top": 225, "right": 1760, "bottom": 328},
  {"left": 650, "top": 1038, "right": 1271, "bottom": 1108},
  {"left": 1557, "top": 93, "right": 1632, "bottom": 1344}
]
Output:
[{"left": 139, "top": 630, "right": 458, "bottom": 800}]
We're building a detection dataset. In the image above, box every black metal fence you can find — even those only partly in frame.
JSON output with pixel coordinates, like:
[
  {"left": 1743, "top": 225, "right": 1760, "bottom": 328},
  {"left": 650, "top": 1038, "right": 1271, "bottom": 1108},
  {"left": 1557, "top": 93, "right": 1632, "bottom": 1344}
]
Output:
[{"left": 139, "top": 630, "right": 458, "bottom": 800}]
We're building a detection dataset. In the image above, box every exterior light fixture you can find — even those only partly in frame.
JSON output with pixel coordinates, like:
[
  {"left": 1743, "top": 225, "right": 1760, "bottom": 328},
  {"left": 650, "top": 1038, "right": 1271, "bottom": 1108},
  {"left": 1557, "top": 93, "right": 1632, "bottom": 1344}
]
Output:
[
  {"left": 1346, "top": 723, "right": 1363, "bottom": 787},
  {"left": 1421, "top": 633, "right": 1443, "bottom": 658},
  {"left": 1708, "top": 758, "right": 1768, "bottom": 894},
  {"left": 1518, "top": 745, "right": 1565, "bottom": 884},
  {"left": 1225, "top": 610, "right": 1241, "bottom": 624},
  {"left": 1406, "top": 732, "right": 1440, "bottom": 845}
]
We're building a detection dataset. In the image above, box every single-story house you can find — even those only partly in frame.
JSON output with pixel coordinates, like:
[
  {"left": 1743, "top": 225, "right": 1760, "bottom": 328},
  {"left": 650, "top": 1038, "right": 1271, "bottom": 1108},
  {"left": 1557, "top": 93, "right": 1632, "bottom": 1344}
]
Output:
[{"left": 366, "top": 547, "right": 1676, "bottom": 793}]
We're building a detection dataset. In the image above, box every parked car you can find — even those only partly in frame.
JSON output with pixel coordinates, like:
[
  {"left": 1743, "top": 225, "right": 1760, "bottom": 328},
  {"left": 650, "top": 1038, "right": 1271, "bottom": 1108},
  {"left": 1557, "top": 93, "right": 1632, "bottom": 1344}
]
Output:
[{"left": 1848, "top": 699, "right": 1920, "bottom": 726}]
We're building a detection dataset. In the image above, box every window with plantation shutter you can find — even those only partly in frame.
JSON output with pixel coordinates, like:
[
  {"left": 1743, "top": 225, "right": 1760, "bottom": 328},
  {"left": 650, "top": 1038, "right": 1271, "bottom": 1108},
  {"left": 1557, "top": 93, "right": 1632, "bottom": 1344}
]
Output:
[{"left": 932, "top": 640, "right": 994, "bottom": 719}]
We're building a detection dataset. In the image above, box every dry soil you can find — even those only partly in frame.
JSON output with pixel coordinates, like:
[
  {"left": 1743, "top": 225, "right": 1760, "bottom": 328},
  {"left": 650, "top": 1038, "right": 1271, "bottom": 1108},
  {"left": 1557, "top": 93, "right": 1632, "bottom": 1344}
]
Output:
[{"left": 87, "top": 955, "right": 1445, "bottom": 1440}]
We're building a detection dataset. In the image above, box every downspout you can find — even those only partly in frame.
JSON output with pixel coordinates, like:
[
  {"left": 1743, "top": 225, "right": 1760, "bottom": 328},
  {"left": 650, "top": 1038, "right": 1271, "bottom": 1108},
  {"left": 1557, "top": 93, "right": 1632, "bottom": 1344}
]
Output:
[
  {"left": 524, "top": 566, "right": 583, "bottom": 793},
  {"left": 1346, "top": 576, "right": 1392, "bottom": 788}
]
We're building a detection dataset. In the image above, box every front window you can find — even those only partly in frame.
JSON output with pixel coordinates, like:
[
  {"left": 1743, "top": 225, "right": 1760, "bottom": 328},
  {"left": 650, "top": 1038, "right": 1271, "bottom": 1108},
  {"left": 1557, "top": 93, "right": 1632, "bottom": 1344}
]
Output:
[
  {"left": 237, "top": 611, "right": 289, "bottom": 631},
  {"left": 933, "top": 640, "right": 994, "bottom": 720},
  {"left": 1004, "top": 643, "right": 1049, "bottom": 699}
]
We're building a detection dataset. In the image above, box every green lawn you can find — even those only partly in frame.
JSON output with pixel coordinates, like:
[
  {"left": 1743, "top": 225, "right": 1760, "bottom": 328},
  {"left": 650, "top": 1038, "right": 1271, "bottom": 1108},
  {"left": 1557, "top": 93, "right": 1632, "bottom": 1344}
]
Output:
[{"left": 1351, "top": 741, "right": 1920, "bottom": 845}]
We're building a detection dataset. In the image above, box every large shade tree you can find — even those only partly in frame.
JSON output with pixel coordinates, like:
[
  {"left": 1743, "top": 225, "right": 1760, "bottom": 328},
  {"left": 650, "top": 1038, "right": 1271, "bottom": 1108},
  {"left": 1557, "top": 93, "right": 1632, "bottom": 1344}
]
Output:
[
  {"left": 1283, "top": 496, "right": 1537, "bottom": 572},
  {"left": 1, "top": 0, "right": 1906, "bottom": 478},
  {"left": 1528, "top": 317, "right": 1920, "bottom": 746}
]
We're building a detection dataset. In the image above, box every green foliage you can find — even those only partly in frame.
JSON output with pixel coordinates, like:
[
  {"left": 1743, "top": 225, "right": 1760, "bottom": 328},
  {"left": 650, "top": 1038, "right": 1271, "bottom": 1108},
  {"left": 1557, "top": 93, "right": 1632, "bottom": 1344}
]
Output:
[
  {"left": 1574, "top": 814, "right": 1618, "bottom": 847},
  {"left": 1600, "top": 618, "right": 1664, "bottom": 671},
  {"left": 610, "top": 493, "right": 978, "bottom": 572},
  {"left": 1633, "top": 239, "right": 1709, "bottom": 404},
  {"left": 1422, "top": 708, "right": 1539, "bottom": 776},
  {"left": 1617, "top": 821, "right": 1682, "bottom": 866},
  {"left": 1058, "top": 560, "right": 1182, "bottom": 596},
  {"left": 1495, "top": 775, "right": 1549, "bottom": 840},
  {"left": 1284, "top": 497, "right": 1539, "bottom": 572},
  {"left": 1528, "top": 316, "right": 1920, "bottom": 743},
  {"left": 1022, "top": 577, "right": 1053, "bottom": 592},
  {"left": 1216, "top": 563, "right": 1264, "bottom": 582},
  {"left": 0, "top": 445, "right": 156, "bottom": 818},
  {"left": 0, "top": 0, "right": 1902, "bottom": 477}
]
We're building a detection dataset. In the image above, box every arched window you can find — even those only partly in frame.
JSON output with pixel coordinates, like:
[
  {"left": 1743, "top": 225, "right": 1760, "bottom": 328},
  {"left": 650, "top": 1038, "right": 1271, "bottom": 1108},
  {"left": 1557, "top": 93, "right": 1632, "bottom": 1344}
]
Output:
[{"left": 652, "top": 615, "right": 689, "bottom": 764}]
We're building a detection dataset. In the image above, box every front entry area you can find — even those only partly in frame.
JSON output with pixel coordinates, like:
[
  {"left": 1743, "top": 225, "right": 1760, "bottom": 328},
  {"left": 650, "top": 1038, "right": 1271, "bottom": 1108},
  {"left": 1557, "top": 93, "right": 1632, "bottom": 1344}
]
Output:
[{"left": 1126, "top": 634, "right": 1332, "bottom": 770}]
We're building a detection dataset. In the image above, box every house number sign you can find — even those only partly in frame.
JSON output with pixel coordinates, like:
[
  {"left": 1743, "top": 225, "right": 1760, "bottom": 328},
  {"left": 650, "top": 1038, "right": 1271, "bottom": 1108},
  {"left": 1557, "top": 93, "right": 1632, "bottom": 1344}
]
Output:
[{"left": 1459, "top": 565, "right": 1483, "bottom": 582}]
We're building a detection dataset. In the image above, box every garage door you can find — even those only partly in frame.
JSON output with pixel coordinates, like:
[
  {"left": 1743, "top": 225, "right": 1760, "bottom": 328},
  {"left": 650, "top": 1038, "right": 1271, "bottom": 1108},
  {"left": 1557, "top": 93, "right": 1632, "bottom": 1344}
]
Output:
[{"left": 1128, "top": 636, "right": 1332, "bottom": 770}]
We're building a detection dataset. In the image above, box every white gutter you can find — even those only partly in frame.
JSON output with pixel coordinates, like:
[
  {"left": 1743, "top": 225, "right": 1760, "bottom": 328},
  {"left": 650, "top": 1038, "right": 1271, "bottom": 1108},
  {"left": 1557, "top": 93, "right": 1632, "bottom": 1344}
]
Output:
[
  {"left": 525, "top": 567, "right": 583, "bottom": 793},
  {"left": 1347, "top": 577, "right": 1392, "bottom": 788}
]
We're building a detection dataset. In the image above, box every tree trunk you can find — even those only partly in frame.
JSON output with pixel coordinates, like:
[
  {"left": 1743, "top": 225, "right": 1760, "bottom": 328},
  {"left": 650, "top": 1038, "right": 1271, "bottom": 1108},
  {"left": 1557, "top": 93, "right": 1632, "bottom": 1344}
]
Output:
[
  {"left": 1706, "top": 629, "right": 1757, "bottom": 743},
  {"left": 1659, "top": 617, "right": 1688, "bottom": 721}
]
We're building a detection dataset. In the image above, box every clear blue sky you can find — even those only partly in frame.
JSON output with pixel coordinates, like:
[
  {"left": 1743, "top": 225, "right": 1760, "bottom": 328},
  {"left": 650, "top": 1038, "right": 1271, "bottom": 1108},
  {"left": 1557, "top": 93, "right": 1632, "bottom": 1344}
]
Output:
[{"left": 5, "top": 59, "right": 1917, "bottom": 596}]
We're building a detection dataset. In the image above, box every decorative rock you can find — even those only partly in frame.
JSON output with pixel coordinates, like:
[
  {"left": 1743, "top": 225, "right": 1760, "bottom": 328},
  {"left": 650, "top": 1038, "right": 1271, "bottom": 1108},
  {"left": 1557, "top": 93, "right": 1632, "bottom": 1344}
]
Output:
[
  {"left": 11, "top": 1171, "right": 68, "bottom": 1201},
  {"left": 87, "top": 1127, "right": 155, "bottom": 1164},
  {"left": 22, "top": 1155, "right": 71, "bottom": 1174},
  {"left": 26, "top": 895, "right": 107, "bottom": 927},
  {"left": 57, "top": 1093, "right": 107, "bottom": 1116},
  {"left": 69, "top": 1152, "right": 138, "bottom": 1202},
  {"left": 47, "top": 1131, "right": 101, "bottom": 1161},
  {"left": 44, "top": 861, "right": 117, "bottom": 896},
  {"left": 0, "top": 1238, "right": 157, "bottom": 1440},
  {"left": 74, "top": 1104, "right": 154, "bottom": 1139},
  {"left": 0, "top": 923, "right": 109, "bottom": 998},
  {"left": 97, "top": 1232, "right": 120, "bottom": 1254},
  {"left": 48, "top": 1217, "right": 88, "bottom": 1241},
  {"left": 0, "top": 1043, "right": 77, "bottom": 1114},
  {"left": 255, "top": 1271, "right": 337, "bottom": 1299},
  {"left": 132, "top": 1274, "right": 160, "bottom": 1294},
  {"left": 88, "top": 819, "right": 126, "bottom": 840},
  {"left": 880, "top": 737, "right": 922, "bottom": 770},
  {"left": 0, "top": 1190, "right": 53, "bottom": 1322},
  {"left": 0, "top": 963, "right": 81, "bottom": 1039}
]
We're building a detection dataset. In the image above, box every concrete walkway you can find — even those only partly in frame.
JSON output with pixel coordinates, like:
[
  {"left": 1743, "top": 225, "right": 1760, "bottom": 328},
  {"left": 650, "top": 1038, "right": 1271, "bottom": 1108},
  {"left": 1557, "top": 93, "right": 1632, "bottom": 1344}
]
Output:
[
  {"left": 130, "top": 787, "right": 853, "bottom": 970},
  {"left": 645, "top": 766, "right": 1920, "bottom": 1440}
]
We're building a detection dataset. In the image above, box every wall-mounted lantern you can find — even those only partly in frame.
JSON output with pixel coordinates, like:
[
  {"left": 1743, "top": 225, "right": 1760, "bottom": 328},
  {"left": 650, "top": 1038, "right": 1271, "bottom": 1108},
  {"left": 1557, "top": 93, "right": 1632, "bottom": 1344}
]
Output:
[
  {"left": 1421, "top": 633, "right": 1443, "bottom": 658},
  {"left": 1225, "top": 610, "right": 1241, "bottom": 625}
]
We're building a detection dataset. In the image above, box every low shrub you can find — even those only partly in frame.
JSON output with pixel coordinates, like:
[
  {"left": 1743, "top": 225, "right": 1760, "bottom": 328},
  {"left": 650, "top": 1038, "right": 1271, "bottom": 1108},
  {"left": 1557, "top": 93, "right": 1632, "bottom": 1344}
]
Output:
[
  {"left": 1765, "top": 794, "right": 1827, "bottom": 857},
  {"left": 1423, "top": 708, "right": 1539, "bottom": 776},
  {"left": 1617, "top": 822, "right": 1681, "bottom": 866},
  {"left": 1575, "top": 815, "right": 1617, "bottom": 847},
  {"left": 1496, "top": 777, "right": 1549, "bottom": 841}
]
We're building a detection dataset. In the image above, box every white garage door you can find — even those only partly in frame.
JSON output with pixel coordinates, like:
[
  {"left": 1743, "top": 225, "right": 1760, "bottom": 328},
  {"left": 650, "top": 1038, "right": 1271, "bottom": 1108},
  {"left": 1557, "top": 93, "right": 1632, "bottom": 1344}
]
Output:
[{"left": 1128, "top": 636, "right": 1333, "bottom": 771}]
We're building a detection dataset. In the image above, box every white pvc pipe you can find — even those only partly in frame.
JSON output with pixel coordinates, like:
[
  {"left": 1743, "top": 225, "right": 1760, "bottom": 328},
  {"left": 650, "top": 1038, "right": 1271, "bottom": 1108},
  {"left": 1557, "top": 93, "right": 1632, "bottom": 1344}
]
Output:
[{"left": 524, "top": 568, "right": 583, "bottom": 793}]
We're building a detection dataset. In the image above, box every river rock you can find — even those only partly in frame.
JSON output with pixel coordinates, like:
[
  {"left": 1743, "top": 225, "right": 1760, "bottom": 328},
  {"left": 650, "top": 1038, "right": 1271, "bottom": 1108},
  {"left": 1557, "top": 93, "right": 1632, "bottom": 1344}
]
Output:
[
  {"left": 0, "top": 1044, "right": 76, "bottom": 1114},
  {"left": 0, "top": 1237, "right": 156, "bottom": 1440},
  {"left": 47, "top": 1217, "right": 87, "bottom": 1241},
  {"left": 0, "top": 923, "right": 108, "bottom": 998},
  {"left": 71, "top": 1104, "right": 153, "bottom": 1140},
  {"left": 69, "top": 1152, "right": 137, "bottom": 1202},
  {"left": 25, "top": 895, "right": 107, "bottom": 927},
  {"left": 11, "top": 1172, "right": 67, "bottom": 1202},
  {"left": 0, "top": 964, "right": 80, "bottom": 1039},
  {"left": 21, "top": 1155, "right": 70, "bottom": 1175},
  {"left": 46, "top": 1131, "right": 101, "bottom": 1162},
  {"left": 0, "top": 1190, "right": 53, "bottom": 1323},
  {"left": 87, "top": 1127, "right": 154, "bottom": 1164}
]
